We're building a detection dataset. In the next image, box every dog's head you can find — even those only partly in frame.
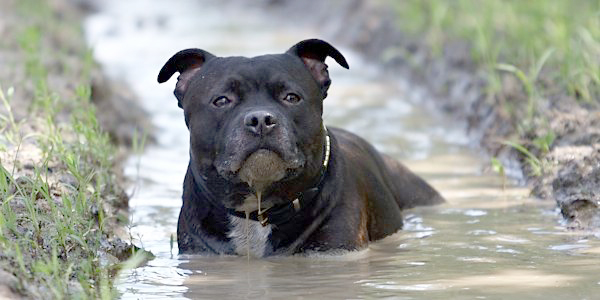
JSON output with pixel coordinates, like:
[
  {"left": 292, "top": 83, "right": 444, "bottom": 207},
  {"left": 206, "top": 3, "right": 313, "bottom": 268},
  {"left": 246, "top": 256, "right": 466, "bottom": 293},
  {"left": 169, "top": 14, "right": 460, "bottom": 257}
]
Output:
[{"left": 158, "top": 39, "right": 348, "bottom": 209}]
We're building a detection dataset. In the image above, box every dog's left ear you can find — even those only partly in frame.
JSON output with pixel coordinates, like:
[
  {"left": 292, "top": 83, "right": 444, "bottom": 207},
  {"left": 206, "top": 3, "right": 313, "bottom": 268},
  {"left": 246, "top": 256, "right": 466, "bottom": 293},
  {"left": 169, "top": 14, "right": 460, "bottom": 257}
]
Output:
[
  {"left": 286, "top": 39, "right": 349, "bottom": 97},
  {"left": 158, "top": 49, "right": 216, "bottom": 107}
]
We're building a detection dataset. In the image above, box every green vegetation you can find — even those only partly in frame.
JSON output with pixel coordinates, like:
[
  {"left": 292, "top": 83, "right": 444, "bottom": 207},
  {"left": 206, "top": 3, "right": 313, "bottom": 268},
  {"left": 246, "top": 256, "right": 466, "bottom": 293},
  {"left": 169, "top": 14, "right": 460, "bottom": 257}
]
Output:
[
  {"left": 392, "top": 0, "right": 600, "bottom": 105},
  {"left": 0, "top": 0, "right": 144, "bottom": 298},
  {"left": 491, "top": 131, "right": 556, "bottom": 180},
  {"left": 391, "top": 0, "right": 599, "bottom": 179},
  {"left": 490, "top": 157, "right": 506, "bottom": 190}
]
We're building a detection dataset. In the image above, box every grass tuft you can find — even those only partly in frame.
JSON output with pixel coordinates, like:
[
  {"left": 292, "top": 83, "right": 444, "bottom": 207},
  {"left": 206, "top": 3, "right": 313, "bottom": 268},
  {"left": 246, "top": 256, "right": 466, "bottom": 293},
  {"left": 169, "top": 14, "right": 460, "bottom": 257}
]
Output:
[
  {"left": 0, "top": 0, "right": 145, "bottom": 298},
  {"left": 390, "top": 0, "right": 599, "bottom": 180},
  {"left": 393, "top": 0, "right": 600, "bottom": 104}
]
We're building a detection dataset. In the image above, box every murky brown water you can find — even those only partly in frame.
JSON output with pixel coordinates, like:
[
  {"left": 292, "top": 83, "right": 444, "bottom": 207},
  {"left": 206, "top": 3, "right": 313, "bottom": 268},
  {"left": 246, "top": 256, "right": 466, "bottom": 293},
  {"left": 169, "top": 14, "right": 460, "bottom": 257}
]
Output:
[{"left": 85, "top": 1, "right": 600, "bottom": 299}]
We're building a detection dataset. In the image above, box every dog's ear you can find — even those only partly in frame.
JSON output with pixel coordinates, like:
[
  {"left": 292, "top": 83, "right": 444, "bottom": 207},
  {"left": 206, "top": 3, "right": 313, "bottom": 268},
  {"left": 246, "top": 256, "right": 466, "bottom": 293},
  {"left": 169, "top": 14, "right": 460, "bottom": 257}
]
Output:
[
  {"left": 157, "top": 49, "right": 216, "bottom": 107},
  {"left": 286, "top": 39, "right": 349, "bottom": 97}
]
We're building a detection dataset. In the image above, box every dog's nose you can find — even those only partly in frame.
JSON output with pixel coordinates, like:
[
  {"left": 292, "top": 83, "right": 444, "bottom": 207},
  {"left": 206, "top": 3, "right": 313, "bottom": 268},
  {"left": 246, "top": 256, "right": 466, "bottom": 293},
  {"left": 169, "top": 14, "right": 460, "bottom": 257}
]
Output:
[{"left": 244, "top": 111, "right": 278, "bottom": 135}]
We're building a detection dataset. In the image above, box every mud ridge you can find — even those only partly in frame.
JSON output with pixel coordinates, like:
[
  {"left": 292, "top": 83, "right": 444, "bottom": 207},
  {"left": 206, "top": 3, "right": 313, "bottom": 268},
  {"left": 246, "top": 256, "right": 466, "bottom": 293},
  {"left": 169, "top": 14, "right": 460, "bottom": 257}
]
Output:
[{"left": 0, "top": 0, "right": 152, "bottom": 297}]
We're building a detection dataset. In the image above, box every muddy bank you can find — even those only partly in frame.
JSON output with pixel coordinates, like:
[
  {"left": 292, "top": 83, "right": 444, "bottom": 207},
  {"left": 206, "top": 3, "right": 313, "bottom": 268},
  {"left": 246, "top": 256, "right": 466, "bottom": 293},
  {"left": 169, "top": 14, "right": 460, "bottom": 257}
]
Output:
[
  {"left": 0, "top": 0, "right": 149, "bottom": 298},
  {"left": 256, "top": 0, "right": 600, "bottom": 228}
]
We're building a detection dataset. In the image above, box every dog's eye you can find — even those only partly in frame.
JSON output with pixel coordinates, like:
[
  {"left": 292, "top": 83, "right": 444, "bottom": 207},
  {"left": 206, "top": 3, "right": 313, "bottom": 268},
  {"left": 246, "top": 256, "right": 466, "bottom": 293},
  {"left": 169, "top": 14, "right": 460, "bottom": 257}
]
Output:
[
  {"left": 283, "top": 93, "right": 301, "bottom": 104},
  {"left": 212, "top": 96, "right": 231, "bottom": 108}
]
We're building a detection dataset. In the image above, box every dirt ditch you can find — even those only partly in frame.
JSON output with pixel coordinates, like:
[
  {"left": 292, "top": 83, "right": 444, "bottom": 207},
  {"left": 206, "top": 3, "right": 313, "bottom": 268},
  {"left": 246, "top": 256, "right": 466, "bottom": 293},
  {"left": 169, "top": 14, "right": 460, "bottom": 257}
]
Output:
[{"left": 1, "top": 0, "right": 598, "bottom": 297}]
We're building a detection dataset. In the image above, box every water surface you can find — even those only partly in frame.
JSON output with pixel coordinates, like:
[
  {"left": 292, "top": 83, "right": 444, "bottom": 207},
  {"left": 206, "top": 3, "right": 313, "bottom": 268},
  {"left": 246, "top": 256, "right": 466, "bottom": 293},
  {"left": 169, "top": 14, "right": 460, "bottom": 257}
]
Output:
[{"left": 85, "top": 1, "right": 600, "bottom": 299}]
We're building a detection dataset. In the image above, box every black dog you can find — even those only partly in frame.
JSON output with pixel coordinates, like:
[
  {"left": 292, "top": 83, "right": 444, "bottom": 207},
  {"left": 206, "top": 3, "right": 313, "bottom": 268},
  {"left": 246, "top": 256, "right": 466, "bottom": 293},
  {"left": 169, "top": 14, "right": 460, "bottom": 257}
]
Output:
[{"left": 158, "top": 39, "right": 444, "bottom": 257}]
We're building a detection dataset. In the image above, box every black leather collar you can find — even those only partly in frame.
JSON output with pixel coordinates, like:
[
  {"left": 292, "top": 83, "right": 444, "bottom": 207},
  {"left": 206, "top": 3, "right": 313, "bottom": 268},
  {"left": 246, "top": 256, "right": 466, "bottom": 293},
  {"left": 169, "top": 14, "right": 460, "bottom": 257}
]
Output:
[{"left": 191, "top": 127, "right": 331, "bottom": 227}]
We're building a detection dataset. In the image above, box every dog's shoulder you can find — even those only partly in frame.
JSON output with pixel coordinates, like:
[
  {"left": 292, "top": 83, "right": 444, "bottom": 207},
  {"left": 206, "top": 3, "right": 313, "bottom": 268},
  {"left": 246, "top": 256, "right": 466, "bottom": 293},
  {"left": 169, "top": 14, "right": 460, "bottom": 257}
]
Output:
[
  {"left": 328, "top": 126, "right": 443, "bottom": 240},
  {"left": 329, "top": 127, "right": 444, "bottom": 210}
]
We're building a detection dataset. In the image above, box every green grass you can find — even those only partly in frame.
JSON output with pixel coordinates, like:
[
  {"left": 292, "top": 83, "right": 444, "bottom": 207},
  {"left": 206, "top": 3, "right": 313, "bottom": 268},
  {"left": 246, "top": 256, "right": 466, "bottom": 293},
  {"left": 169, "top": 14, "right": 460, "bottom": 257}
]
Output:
[
  {"left": 0, "top": 0, "right": 146, "bottom": 298},
  {"left": 390, "top": 0, "right": 599, "bottom": 179},
  {"left": 392, "top": 0, "right": 600, "bottom": 105}
]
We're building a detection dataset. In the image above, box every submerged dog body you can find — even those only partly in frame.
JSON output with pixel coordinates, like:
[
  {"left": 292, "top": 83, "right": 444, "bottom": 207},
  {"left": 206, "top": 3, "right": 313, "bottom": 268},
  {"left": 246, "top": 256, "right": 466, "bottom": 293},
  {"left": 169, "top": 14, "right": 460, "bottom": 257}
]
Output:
[{"left": 158, "top": 39, "right": 444, "bottom": 256}]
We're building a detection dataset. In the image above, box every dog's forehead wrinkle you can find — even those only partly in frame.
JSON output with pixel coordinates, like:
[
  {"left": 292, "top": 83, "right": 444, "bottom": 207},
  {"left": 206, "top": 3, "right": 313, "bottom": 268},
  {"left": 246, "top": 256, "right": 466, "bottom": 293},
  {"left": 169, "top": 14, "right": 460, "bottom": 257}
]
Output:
[
  {"left": 205, "top": 55, "right": 299, "bottom": 77},
  {"left": 194, "top": 56, "right": 320, "bottom": 100}
]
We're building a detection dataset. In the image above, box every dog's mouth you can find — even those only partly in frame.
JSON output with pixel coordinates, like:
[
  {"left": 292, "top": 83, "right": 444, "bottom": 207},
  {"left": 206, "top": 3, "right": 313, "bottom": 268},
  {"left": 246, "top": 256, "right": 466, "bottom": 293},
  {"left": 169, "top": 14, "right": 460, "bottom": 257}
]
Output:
[
  {"left": 226, "top": 148, "right": 301, "bottom": 213},
  {"left": 212, "top": 142, "right": 306, "bottom": 212},
  {"left": 238, "top": 149, "right": 287, "bottom": 192},
  {"left": 216, "top": 145, "right": 304, "bottom": 183}
]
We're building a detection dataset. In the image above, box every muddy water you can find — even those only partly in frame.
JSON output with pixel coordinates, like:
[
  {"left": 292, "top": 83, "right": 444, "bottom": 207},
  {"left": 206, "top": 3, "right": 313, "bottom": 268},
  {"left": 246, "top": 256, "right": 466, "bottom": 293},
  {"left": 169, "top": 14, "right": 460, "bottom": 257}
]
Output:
[{"left": 85, "top": 1, "right": 600, "bottom": 299}]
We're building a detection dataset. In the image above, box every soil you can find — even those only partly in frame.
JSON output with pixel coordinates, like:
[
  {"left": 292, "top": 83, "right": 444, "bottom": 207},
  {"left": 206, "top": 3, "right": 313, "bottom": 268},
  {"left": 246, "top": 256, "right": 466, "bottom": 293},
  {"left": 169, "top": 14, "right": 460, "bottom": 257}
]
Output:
[
  {"left": 0, "top": 0, "right": 151, "bottom": 297},
  {"left": 256, "top": 0, "right": 600, "bottom": 229}
]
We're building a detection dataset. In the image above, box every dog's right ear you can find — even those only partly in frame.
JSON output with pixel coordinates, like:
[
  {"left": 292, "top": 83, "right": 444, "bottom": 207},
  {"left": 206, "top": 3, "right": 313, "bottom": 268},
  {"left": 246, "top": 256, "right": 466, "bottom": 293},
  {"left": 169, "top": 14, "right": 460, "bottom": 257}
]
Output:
[
  {"left": 286, "top": 39, "right": 349, "bottom": 98},
  {"left": 157, "top": 49, "right": 216, "bottom": 107}
]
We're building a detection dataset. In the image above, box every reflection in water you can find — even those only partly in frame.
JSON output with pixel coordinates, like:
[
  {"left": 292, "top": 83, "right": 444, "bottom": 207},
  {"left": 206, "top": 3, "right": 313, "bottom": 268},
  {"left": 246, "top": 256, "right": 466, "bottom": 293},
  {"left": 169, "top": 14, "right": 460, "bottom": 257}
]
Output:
[{"left": 85, "top": 0, "right": 600, "bottom": 299}]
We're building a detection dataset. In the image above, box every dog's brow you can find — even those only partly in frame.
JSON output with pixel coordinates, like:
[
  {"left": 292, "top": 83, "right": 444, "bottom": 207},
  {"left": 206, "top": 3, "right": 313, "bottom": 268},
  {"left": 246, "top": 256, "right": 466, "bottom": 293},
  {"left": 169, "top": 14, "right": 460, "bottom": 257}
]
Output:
[
  {"left": 265, "top": 80, "right": 297, "bottom": 99},
  {"left": 217, "top": 78, "right": 243, "bottom": 93},
  {"left": 268, "top": 80, "right": 287, "bottom": 91}
]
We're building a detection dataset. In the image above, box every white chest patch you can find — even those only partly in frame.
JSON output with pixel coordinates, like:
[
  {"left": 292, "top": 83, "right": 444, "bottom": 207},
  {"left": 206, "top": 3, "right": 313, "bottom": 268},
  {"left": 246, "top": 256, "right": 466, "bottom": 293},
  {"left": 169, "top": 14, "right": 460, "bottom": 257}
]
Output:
[{"left": 228, "top": 214, "right": 272, "bottom": 257}]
